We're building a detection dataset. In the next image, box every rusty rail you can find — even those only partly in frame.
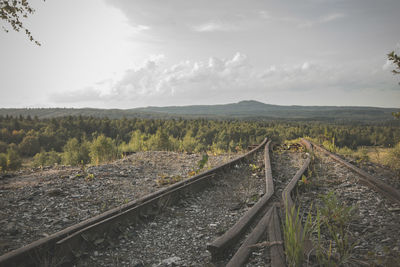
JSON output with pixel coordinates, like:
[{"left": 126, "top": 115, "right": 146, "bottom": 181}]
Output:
[
  {"left": 282, "top": 139, "right": 312, "bottom": 211},
  {"left": 226, "top": 205, "right": 275, "bottom": 267},
  {"left": 310, "top": 141, "right": 400, "bottom": 205},
  {"left": 226, "top": 139, "right": 312, "bottom": 266},
  {"left": 207, "top": 140, "right": 273, "bottom": 261},
  {"left": 0, "top": 138, "right": 268, "bottom": 267},
  {"left": 268, "top": 205, "right": 285, "bottom": 267}
]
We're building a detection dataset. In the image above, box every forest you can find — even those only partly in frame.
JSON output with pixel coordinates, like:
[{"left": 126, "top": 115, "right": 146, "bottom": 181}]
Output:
[{"left": 0, "top": 115, "right": 399, "bottom": 172}]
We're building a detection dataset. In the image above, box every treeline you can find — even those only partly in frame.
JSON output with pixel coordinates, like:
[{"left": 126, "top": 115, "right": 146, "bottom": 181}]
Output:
[{"left": 0, "top": 115, "right": 399, "bottom": 171}]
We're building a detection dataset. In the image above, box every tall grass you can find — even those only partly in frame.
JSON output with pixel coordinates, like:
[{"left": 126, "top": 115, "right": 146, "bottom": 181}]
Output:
[{"left": 283, "top": 203, "right": 313, "bottom": 266}]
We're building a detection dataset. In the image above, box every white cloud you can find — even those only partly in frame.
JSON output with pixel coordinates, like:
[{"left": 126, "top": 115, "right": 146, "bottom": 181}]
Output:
[
  {"left": 132, "top": 24, "right": 151, "bottom": 33},
  {"left": 193, "top": 21, "right": 239, "bottom": 32},
  {"left": 320, "top": 13, "right": 345, "bottom": 23},
  {"left": 50, "top": 53, "right": 398, "bottom": 107},
  {"left": 298, "top": 12, "right": 345, "bottom": 28}
]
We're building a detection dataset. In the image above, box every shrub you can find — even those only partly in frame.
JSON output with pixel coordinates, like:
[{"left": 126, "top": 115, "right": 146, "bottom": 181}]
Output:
[
  {"left": 6, "top": 148, "right": 22, "bottom": 170},
  {"left": 385, "top": 141, "right": 400, "bottom": 173},
  {"left": 127, "top": 130, "right": 146, "bottom": 152},
  {"left": 89, "top": 135, "right": 118, "bottom": 165},
  {"left": 0, "top": 141, "right": 7, "bottom": 153},
  {"left": 147, "top": 129, "right": 171, "bottom": 151},
  {"left": 32, "top": 150, "right": 61, "bottom": 168},
  {"left": 62, "top": 138, "right": 90, "bottom": 166},
  {"left": 181, "top": 131, "right": 197, "bottom": 153},
  {"left": 0, "top": 153, "right": 7, "bottom": 172}
]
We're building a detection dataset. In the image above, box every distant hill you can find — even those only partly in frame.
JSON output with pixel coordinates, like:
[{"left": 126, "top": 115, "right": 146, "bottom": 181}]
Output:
[{"left": 0, "top": 100, "right": 399, "bottom": 122}]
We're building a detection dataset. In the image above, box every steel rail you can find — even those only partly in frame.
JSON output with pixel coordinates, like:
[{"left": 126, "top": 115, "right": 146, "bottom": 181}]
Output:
[
  {"left": 227, "top": 139, "right": 312, "bottom": 266},
  {"left": 310, "top": 141, "right": 400, "bottom": 205},
  {"left": 207, "top": 140, "right": 273, "bottom": 261},
  {"left": 226, "top": 205, "right": 275, "bottom": 267},
  {"left": 0, "top": 138, "right": 268, "bottom": 267}
]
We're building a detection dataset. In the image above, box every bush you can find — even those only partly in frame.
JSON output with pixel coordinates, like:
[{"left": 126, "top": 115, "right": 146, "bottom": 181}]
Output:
[
  {"left": 147, "top": 129, "right": 171, "bottom": 151},
  {"left": 181, "top": 131, "right": 197, "bottom": 153},
  {"left": 89, "top": 135, "right": 118, "bottom": 165},
  {"left": 0, "top": 153, "right": 7, "bottom": 172},
  {"left": 32, "top": 150, "right": 61, "bottom": 168},
  {"left": 0, "top": 141, "right": 7, "bottom": 153},
  {"left": 385, "top": 141, "right": 400, "bottom": 173},
  {"left": 62, "top": 138, "right": 90, "bottom": 166},
  {"left": 6, "top": 148, "right": 22, "bottom": 170}
]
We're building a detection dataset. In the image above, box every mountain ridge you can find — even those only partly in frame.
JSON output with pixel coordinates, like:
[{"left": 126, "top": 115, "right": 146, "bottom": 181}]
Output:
[{"left": 0, "top": 100, "right": 398, "bottom": 122}]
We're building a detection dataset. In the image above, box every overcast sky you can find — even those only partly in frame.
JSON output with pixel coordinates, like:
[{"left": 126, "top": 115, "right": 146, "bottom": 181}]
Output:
[{"left": 0, "top": 0, "right": 399, "bottom": 108}]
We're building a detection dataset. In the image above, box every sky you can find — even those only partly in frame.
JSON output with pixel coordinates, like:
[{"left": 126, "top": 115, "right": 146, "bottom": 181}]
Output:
[{"left": 0, "top": 0, "right": 399, "bottom": 109}]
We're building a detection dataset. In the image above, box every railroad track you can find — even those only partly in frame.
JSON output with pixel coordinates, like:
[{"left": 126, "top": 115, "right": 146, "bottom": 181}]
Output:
[
  {"left": 0, "top": 139, "right": 268, "bottom": 267},
  {"left": 1, "top": 137, "right": 399, "bottom": 266}
]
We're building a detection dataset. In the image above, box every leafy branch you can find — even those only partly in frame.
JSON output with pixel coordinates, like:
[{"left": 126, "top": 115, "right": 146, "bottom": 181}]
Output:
[{"left": 1, "top": 0, "right": 43, "bottom": 45}]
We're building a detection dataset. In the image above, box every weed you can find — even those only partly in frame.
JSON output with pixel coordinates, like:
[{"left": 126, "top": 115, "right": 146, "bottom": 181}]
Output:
[
  {"left": 319, "top": 191, "right": 356, "bottom": 228},
  {"left": 314, "top": 191, "right": 357, "bottom": 266},
  {"left": 85, "top": 173, "right": 95, "bottom": 181},
  {"left": 283, "top": 203, "right": 313, "bottom": 267},
  {"left": 198, "top": 154, "right": 209, "bottom": 169},
  {"left": 188, "top": 153, "right": 210, "bottom": 177},
  {"left": 156, "top": 174, "right": 184, "bottom": 186}
]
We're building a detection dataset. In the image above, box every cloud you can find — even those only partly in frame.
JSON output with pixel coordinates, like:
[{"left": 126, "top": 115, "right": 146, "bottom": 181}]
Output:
[
  {"left": 50, "top": 87, "right": 103, "bottom": 103},
  {"left": 297, "top": 13, "right": 345, "bottom": 28},
  {"left": 132, "top": 24, "right": 151, "bottom": 33},
  {"left": 320, "top": 13, "right": 345, "bottom": 23},
  {"left": 50, "top": 53, "right": 398, "bottom": 107},
  {"left": 193, "top": 21, "right": 239, "bottom": 32}
]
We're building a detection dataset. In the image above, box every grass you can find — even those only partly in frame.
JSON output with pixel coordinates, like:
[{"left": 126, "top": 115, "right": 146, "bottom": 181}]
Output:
[
  {"left": 284, "top": 191, "right": 358, "bottom": 266},
  {"left": 314, "top": 191, "right": 357, "bottom": 266},
  {"left": 283, "top": 203, "right": 313, "bottom": 267}
]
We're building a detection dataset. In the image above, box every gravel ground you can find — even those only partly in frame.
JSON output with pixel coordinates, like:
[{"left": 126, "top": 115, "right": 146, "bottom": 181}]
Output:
[
  {"left": 76, "top": 151, "right": 267, "bottom": 267},
  {"left": 0, "top": 151, "right": 238, "bottom": 256},
  {"left": 297, "top": 152, "right": 400, "bottom": 266}
]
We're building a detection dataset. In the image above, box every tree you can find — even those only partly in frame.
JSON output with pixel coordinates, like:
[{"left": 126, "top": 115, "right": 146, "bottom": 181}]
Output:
[
  {"left": 18, "top": 134, "right": 40, "bottom": 156},
  {"left": 388, "top": 51, "right": 400, "bottom": 118},
  {"left": 1, "top": 0, "right": 42, "bottom": 45},
  {"left": 388, "top": 51, "right": 400, "bottom": 75}
]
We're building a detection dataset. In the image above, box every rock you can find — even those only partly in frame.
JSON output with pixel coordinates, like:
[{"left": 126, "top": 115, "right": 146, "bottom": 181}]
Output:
[
  {"left": 131, "top": 259, "right": 145, "bottom": 267},
  {"left": 160, "top": 256, "right": 182, "bottom": 266}
]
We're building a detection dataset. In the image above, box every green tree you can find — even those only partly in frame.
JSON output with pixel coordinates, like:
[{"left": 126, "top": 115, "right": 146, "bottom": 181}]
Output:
[
  {"left": 0, "top": 0, "right": 42, "bottom": 45},
  {"left": 89, "top": 135, "right": 118, "bottom": 165},
  {"left": 18, "top": 134, "right": 40, "bottom": 157},
  {"left": 388, "top": 51, "right": 400, "bottom": 75},
  {"left": 62, "top": 138, "right": 90, "bottom": 166},
  {"left": 388, "top": 51, "right": 400, "bottom": 118}
]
